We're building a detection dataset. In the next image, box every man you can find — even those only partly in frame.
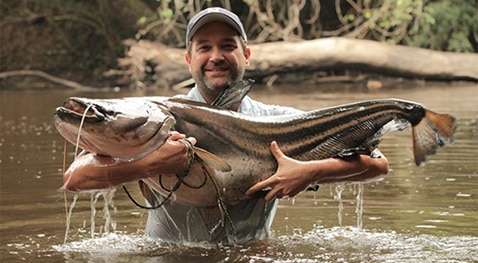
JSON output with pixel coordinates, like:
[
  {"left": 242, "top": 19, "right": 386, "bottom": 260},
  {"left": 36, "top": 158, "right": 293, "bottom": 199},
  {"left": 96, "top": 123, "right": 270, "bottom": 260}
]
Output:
[{"left": 63, "top": 7, "right": 389, "bottom": 245}]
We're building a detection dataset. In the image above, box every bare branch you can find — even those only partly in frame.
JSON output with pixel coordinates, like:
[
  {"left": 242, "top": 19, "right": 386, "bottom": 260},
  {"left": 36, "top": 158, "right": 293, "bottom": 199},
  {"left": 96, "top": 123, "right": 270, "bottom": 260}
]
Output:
[{"left": 0, "top": 70, "right": 109, "bottom": 91}]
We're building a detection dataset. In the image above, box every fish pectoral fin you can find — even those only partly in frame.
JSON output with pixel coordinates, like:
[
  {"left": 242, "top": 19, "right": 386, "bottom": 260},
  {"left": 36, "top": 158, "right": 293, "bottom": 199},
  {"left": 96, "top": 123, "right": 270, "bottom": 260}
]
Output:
[
  {"left": 138, "top": 180, "right": 157, "bottom": 206},
  {"left": 193, "top": 147, "right": 231, "bottom": 172}
]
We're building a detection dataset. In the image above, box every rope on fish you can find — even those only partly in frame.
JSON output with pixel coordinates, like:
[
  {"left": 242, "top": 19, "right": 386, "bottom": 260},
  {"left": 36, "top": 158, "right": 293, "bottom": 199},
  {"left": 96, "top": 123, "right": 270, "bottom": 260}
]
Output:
[
  {"left": 74, "top": 103, "right": 93, "bottom": 157},
  {"left": 109, "top": 139, "right": 239, "bottom": 240},
  {"left": 203, "top": 162, "right": 238, "bottom": 244},
  {"left": 122, "top": 184, "right": 176, "bottom": 210},
  {"left": 123, "top": 139, "right": 208, "bottom": 209},
  {"left": 159, "top": 139, "right": 207, "bottom": 190},
  {"left": 176, "top": 139, "right": 194, "bottom": 178}
]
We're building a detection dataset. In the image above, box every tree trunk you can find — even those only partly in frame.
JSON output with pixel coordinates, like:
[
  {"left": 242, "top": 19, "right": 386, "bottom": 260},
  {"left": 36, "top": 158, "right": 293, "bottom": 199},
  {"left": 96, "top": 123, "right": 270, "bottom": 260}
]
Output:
[{"left": 114, "top": 37, "right": 478, "bottom": 89}]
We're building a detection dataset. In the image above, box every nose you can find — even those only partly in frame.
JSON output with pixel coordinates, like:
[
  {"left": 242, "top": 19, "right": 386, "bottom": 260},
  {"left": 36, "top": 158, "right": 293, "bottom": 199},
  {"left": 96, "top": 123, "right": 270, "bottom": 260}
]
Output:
[{"left": 209, "top": 47, "right": 224, "bottom": 63}]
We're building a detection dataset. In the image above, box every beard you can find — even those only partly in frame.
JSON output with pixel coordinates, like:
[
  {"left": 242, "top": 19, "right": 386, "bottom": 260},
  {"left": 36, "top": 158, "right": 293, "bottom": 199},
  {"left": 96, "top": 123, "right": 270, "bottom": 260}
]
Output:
[{"left": 194, "top": 61, "right": 244, "bottom": 95}]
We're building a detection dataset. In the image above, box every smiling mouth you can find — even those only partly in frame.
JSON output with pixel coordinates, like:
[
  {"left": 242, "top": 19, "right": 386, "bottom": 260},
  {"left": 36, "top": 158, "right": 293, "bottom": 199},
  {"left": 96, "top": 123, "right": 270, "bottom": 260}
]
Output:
[
  {"left": 205, "top": 68, "right": 230, "bottom": 78},
  {"left": 206, "top": 67, "right": 228, "bottom": 72}
]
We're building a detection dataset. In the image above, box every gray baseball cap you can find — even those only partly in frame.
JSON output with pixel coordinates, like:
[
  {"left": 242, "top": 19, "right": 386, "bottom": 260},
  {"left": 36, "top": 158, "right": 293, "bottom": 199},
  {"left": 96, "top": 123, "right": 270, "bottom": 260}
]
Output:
[{"left": 185, "top": 7, "right": 247, "bottom": 49}]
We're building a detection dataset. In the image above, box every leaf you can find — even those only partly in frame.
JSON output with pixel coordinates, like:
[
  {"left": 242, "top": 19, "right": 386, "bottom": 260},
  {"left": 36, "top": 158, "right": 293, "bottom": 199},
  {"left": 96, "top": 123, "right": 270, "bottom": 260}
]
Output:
[
  {"left": 137, "top": 16, "right": 148, "bottom": 26},
  {"left": 159, "top": 8, "right": 173, "bottom": 20}
]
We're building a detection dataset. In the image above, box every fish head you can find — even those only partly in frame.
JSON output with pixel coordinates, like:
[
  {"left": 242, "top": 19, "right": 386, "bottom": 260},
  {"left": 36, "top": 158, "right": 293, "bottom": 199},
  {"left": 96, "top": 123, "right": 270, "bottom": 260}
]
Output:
[{"left": 53, "top": 97, "right": 175, "bottom": 161}]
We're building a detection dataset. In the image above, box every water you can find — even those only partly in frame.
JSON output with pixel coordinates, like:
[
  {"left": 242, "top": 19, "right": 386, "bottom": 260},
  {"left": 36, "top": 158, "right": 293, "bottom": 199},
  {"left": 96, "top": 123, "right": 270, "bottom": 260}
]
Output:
[{"left": 1, "top": 83, "right": 477, "bottom": 262}]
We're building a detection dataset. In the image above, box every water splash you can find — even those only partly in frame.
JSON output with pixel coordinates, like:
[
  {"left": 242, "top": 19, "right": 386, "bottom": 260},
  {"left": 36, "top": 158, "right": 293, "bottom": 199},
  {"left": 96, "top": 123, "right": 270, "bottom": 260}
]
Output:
[
  {"left": 333, "top": 184, "right": 345, "bottom": 226},
  {"left": 63, "top": 194, "right": 79, "bottom": 244},
  {"left": 355, "top": 183, "right": 364, "bottom": 229},
  {"left": 63, "top": 189, "right": 118, "bottom": 243},
  {"left": 330, "top": 183, "right": 366, "bottom": 229},
  {"left": 51, "top": 228, "right": 478, "bottom": 262},
  {"left": 90, "top": 192, "right": 100, "bottom": 238},
  {"left": 101, "top": 189, "right": 118, "bottom": 234},
  {"left": 277, "top": 226, "right": 478, "bottom": 262}
]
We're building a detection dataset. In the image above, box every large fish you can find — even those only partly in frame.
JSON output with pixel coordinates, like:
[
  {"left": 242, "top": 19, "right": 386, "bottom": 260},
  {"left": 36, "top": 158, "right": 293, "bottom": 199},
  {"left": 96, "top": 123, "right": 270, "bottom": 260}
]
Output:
[
  {"left": 54, "top": 80, "right": 252, "bottom": 162},
  {"left": 54, "top": 86, "right": 456, "bottom": 207}
]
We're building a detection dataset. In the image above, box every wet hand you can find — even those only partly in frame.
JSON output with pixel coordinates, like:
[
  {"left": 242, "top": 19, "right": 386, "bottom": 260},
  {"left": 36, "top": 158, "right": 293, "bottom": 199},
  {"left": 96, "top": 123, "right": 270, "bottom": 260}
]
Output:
[
  {"left": 142, "top": 132, "right": 197, "bottom": 175},
  {"left": 245, "top": 141, "right": 314, "bottom": 202}
]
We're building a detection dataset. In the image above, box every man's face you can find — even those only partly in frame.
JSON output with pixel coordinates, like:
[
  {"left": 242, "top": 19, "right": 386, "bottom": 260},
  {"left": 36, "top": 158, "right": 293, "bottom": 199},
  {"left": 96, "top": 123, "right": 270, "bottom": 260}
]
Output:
[{"left": 185, "top": 21, "right": 250, "bottom": 102}]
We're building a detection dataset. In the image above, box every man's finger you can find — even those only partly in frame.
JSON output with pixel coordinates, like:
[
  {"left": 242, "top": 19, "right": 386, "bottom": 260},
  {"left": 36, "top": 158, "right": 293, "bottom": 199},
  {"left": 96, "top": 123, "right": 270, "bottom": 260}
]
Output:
[
  {"left": 270, "top": 141, "right": 285, "bottom": 160},
  {"left": 264, "top": 189, "right": 280, "bottom": 202},
  {"left": 246, "top": 178, "right": 270, "bottom": 195},
  {"left": 169, "top": 132, "right": 186, "bottom": 140},
  {"left": 186, "top": 137, "right": 197, "bottom": 145}
]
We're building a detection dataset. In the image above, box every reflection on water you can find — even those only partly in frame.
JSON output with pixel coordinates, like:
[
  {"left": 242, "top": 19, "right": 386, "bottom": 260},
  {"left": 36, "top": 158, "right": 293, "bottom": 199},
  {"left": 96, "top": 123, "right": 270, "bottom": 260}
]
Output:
[{"left": 1, "top": 84, "right": 477, "bottom": 262}]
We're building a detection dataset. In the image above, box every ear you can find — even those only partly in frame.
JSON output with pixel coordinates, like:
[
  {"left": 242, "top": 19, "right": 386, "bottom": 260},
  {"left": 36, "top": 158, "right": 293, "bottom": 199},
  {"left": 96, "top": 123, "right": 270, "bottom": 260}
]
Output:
[
  {"left": 244, "top": 47, "right": 251, "bottom": 66},
  {"left": 184, "top": 51, "right": 191, "bottom": 64},
  {"left": 184, "top": 51, "right": 192, "bottom": 71}
]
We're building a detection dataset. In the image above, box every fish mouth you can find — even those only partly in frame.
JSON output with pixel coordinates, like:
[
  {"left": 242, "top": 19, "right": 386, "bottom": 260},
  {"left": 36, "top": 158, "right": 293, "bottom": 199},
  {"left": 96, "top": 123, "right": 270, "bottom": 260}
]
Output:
[
  {"left": 55, "top": 98, "right": 107, "bottom": 122},
  {"left": 53, "top": 97, "right": 175, "bottom": 160}
]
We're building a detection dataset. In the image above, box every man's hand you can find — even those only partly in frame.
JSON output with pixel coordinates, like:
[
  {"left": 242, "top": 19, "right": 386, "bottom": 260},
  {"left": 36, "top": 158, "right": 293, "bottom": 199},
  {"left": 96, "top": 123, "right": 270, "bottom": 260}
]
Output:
[
  {"left": 246, "top": 141, "right": 389, "bottom": 202},
  {"left": 141, "top": 131, "right": 197, "bottom": 175},
  {"left": 245, "top": 141, "right": 315, "bottom": 202},
  {"left": 62, "top": 131, "right": 197, "bottom": 191}
]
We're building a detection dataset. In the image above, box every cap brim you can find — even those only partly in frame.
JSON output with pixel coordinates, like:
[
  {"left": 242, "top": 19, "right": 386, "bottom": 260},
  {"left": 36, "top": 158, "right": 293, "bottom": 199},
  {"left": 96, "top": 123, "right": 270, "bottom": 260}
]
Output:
[{"left": 187, "top": 13, "right": 244, "bottom": 45}]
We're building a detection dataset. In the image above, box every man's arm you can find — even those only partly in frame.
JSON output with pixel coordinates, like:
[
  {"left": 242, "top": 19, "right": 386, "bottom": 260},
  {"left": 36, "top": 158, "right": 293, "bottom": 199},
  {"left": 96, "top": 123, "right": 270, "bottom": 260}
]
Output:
[
  {"left": 62, "top": 132, "right": 196, "bottom": 192},
  {"left": 246, "top": 141, "right": 389, "bottom": 202}
]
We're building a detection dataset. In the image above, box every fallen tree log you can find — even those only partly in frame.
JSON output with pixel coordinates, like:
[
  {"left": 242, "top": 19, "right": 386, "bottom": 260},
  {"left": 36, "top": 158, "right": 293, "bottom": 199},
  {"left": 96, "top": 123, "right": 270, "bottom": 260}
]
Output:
[
  {"left": 250, "top": 38, "right": 478, "bottom": 80},
  {"left": 113, "top": 37, "right": 478, "bottom": 89},
  {"left": 0, "top": 70, "right": 113, "bottom": 91},
  {"left": 0, "top": 70, "right": 94, "bottom": 90}
]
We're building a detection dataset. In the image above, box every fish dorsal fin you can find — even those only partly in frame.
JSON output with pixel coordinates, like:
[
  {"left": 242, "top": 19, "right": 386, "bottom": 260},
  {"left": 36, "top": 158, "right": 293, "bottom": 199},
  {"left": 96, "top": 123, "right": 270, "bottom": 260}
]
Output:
[
  {"left": 193, "top": 147, "right": 231, "bottom": 172},
  {"left": 163, "top": 79, "right": 254, "bottom": 110},
  {"left": 167, "top": 79, "right": 254, "bottom": 110},
  {"left": 212, "top": 79, "right": 255, "bottom": 108}
]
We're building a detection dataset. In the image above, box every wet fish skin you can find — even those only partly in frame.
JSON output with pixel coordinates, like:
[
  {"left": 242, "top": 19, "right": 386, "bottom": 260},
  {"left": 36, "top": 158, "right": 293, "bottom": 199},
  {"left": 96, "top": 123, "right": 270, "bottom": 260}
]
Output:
[
  {"left": 161, "top": 98, "right": 454, "bottom": 164},
  {"left": 156, "top": 98, "right": 456, "bottom": 205}
]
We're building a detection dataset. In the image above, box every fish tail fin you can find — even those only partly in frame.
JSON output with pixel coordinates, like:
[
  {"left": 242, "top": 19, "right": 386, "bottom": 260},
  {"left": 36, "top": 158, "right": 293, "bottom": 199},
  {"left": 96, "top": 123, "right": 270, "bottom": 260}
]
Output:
[
  {"left": 412, "top": 109, "right": 456, "bottom": 165},
  {"left": 194, "top": 147, "right": 232, "bottom": 172}
]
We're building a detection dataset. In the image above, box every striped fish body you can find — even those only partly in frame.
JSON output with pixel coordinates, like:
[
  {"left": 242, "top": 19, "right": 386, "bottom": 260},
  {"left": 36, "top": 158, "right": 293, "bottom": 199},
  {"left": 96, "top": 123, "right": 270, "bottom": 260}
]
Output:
[{"left": 154, "top": 98, "right": 455, "bottom": 206}]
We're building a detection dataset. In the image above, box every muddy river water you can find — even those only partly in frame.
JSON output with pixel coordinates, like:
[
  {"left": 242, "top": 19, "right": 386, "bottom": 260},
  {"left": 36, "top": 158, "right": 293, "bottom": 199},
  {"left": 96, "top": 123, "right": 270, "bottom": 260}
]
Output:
[{"left": 1, "top": 83, "right": 477, "bottom": 262}]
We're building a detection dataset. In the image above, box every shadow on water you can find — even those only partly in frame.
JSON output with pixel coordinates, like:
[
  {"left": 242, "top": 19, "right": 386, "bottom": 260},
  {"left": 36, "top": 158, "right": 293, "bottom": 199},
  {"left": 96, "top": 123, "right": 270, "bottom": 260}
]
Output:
[{"left": 1, "top": 83, "right": 477, "bottom": 262}]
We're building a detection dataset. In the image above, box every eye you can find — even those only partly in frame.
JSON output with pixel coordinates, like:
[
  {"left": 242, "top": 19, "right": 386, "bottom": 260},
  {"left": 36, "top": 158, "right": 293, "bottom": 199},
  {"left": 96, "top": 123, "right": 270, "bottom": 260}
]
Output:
[
  {"left": 197, "top": 44, "right": 211, "bottom": 52},
  {"left": 222, "top": 43, "right": 237, "bottom": 50}
]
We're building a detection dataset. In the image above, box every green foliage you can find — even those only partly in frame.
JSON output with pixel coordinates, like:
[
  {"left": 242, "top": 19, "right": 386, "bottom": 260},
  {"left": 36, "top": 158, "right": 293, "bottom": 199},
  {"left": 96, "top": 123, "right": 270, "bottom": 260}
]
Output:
[
  {"left": 59, "top": 0, "right": 477, "bottom": 57},
  {"left": 137, "top": 16, "right": 148, "bottom": 26},
  {"left": 313, "top": 0, "right": 477, "bottom": 52},
  {"left": 410, "top": 0, "right": 477, "bottom": 52},
  {"left": 328, "top": 0, "right": 427, "bottom": 44},
  {"left": 159, "top": 9, "right": 173, "bottom": 21}
]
